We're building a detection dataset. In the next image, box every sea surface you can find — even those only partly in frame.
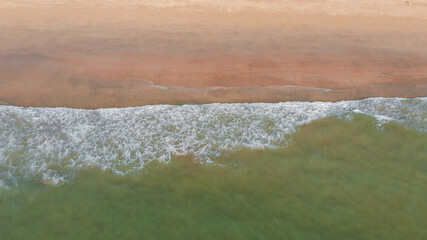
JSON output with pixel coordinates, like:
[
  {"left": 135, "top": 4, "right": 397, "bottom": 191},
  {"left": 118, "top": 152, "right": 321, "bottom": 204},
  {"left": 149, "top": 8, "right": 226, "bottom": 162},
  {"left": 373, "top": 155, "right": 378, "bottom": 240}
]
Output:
[{"left": 0, "top": 98, "right": 426, "bottom": 239}]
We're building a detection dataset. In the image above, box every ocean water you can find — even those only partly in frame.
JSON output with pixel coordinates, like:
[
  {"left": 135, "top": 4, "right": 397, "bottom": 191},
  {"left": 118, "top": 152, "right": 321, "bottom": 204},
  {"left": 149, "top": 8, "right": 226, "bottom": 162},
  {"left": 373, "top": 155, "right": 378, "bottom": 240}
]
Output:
[
  {"left": 0, "top": 97, "right": 426, "bottom": 187},
  {"left": 0, "top": 98, "right": 426, "bottom": 239}
]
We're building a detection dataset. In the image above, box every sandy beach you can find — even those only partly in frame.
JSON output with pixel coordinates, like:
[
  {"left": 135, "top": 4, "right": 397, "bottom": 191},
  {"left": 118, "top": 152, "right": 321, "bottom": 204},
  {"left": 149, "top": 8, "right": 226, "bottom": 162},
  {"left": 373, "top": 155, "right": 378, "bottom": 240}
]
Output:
[{"left": 1, "top": 0, "right": 426, "bottom": 108}]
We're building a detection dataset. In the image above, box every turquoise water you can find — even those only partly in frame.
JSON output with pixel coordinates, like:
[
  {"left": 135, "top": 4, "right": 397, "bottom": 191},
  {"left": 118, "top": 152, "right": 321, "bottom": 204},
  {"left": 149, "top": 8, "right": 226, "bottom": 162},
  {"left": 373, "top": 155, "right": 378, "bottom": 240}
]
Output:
[{"left": 0, "top": 98, "right": 426, "bottom": 239}]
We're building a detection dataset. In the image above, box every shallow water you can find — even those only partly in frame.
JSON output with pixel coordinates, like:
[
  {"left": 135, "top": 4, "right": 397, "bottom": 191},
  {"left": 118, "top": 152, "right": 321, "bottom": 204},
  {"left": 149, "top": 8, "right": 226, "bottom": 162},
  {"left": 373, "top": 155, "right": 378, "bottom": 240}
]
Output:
[
  {"left": 0, "top": 98, "right": 426, "bottom": 239},
  {"left": 0, "top": 98, "right": 426, "bottom": 186},
  {"left": 0, "top": 112, "right": 426, "bottom": 239}
]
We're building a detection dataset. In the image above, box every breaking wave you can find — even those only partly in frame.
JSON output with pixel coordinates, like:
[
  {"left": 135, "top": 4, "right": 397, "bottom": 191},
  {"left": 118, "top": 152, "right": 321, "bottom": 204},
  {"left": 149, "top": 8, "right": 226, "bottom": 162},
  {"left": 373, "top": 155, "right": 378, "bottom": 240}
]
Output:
[{"left": 0, "top": 98, "right": 426, "bottom": 186}]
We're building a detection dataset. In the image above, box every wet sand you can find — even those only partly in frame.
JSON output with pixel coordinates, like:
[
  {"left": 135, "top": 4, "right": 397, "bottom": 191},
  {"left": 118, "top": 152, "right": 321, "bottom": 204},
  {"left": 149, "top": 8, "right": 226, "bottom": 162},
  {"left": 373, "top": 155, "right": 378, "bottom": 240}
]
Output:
[{"left": 1, "top": 1, "right": 427, "bottom": 108}]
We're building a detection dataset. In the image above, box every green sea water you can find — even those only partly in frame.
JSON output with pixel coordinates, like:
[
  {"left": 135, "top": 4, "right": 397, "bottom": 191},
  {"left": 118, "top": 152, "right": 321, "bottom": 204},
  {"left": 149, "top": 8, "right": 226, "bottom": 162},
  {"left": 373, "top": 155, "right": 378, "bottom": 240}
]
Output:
[{"left": 1, "top": 115, "right": 426, "bottom": 240}]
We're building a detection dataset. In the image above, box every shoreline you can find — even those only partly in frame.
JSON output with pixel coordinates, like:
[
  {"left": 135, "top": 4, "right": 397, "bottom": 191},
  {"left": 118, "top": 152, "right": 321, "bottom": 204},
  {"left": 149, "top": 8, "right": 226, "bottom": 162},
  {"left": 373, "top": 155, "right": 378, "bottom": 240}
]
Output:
[{"left": 1, "top": 83, "right": 426, "bottom": 109}]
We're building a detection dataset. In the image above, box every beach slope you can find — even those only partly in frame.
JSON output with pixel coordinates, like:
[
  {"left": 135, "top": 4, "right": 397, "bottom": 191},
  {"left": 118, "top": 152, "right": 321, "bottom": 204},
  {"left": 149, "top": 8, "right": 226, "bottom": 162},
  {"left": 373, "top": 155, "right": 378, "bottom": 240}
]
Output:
[{"left": 1, "top": 0, "right": 426, "bottom": 108}]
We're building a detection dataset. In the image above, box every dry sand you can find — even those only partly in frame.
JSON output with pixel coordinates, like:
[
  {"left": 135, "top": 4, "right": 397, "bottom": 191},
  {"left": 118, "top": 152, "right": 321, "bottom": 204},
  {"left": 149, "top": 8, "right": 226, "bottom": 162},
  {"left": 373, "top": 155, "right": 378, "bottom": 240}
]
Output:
[{"left": 0, "top": 0, "right": 426, "bottom": 108}]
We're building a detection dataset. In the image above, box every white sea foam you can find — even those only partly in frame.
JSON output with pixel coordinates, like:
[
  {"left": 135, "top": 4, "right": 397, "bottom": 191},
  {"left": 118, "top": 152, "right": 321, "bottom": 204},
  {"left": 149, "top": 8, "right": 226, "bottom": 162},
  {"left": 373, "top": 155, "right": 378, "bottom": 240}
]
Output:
[{"left": 0, "top": 97, "right": 426, "bottom": 185}]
